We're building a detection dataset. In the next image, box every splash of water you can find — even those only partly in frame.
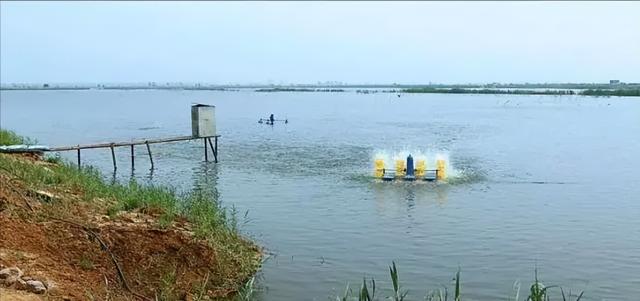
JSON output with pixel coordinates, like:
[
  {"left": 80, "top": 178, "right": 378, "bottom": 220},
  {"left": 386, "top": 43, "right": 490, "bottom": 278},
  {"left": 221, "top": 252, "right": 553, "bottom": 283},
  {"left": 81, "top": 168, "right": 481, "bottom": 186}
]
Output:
[{"left": 372, "top": 148, "right": 461, "bottom": 181}]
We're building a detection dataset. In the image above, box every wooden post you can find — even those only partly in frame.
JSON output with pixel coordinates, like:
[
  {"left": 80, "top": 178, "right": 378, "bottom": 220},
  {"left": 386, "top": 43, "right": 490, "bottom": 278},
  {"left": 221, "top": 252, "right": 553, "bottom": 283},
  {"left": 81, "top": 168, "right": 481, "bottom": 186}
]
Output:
[
  {"left": 204, "top": 137, "right": 208, "bottom": 161},
  {"left": 77, "top": 147, "right": 81, "bottom": 169},
  {"left": 130, "top": 145, "right": 135, "bottom": 170},
  {"left": 208, "top": 137, "right": 217, "bottom": 163},
  {"left": 110, "top": 144, "right": 117, "bottom": 170},
  {"left": 145, "top": 141, "right": 154, "bottom": 170},
  {"left": 214, "top": 136, "right": 218, "bottom": 163}
]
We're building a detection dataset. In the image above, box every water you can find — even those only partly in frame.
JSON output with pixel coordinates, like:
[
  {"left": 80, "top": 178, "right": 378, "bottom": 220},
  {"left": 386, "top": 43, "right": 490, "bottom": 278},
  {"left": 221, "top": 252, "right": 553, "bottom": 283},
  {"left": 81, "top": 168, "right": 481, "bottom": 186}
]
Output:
[{"left": 1, "top": 90, "right": 639, "bottom": 300}]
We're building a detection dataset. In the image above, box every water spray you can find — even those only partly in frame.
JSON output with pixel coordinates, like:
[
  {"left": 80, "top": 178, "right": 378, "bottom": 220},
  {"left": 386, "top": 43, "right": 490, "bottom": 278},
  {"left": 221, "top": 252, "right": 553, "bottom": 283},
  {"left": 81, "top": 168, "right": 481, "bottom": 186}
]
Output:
[{"left": 373, "top": 151, "right": 448, "bottom": 182}]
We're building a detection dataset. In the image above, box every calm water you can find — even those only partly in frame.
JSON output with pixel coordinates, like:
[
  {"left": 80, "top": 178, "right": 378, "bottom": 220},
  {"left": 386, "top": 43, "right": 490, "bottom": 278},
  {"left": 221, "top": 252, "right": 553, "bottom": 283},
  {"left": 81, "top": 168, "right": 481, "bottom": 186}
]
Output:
[{"left": 1, "top": 90, "right": 639, "bottom": 300}]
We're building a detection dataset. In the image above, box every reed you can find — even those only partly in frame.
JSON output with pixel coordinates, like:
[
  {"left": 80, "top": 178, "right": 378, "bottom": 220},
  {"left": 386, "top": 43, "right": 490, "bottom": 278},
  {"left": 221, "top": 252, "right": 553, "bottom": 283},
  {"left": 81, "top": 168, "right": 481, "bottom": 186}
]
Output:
[
  {"left": 336, "top": 263, "right": 583, "bottom": 301},
  {"left": 390, "top": 261, "right": 408, "bottom": 301}
]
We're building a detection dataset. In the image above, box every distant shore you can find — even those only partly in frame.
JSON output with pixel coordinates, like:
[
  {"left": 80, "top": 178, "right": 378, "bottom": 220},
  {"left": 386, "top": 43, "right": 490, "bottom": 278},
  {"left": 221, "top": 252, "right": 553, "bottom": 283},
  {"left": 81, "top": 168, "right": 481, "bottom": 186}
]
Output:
[
  {"left": 402, "top": 87, "right": 640, "bottom": 97},
  {"left": 2, "top": 83, "right": 639, "bottom": 97}
]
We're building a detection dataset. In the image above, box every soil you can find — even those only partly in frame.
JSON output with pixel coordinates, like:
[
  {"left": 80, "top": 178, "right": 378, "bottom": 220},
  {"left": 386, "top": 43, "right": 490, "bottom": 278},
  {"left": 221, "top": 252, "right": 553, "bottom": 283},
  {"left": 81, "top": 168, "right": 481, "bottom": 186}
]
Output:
[{"left": 0, "top": 153, "right": 261, "bottom": 301}]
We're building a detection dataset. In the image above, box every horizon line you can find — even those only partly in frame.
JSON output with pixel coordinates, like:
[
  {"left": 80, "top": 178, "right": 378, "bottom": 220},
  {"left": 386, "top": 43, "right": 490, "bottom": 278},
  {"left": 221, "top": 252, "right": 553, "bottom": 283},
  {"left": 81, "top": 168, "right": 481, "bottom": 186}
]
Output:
[{"left": 1, "top": 81, "right": 638, "bottom": 87}]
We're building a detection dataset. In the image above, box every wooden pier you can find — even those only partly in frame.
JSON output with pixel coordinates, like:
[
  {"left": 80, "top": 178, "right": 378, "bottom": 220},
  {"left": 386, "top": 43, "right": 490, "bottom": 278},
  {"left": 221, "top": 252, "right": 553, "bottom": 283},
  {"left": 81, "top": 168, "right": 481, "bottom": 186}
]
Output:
[{"left": 47, "top": 135, "right": 219, "bottom": 170}]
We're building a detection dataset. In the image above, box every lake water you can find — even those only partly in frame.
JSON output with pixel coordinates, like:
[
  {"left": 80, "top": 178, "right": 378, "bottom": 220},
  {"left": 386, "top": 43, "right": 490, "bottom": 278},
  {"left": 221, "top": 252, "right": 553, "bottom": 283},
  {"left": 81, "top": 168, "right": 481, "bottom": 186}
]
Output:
[{"left": 1, "top": 90, "right": 639, "bottom": 300}]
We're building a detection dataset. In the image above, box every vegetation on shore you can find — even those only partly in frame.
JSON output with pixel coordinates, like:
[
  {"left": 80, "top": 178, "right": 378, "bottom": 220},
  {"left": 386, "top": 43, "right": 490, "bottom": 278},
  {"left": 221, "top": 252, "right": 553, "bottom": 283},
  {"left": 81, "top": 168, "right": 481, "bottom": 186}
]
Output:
[
  {"left": 1, "top": 129, "right": 251, "bottom": 241},
  {"left": 255, "top": 87, "right": 345, "bottom": 92},
  {"left": 0, "top": 129, "right": 34, "bottom": 145},
  {"left": 0, "top": 129, "right": 262, "bottom": 300},
  {"left": 402, "top": 87, "right": 577, "bottom": 96},
  {"left": 337, "top": 262, "right": 584, "bottom": 301},
  {"left": 401, "top": 87, "right": 640, "bottom": 97},
  {"left": 581, "top": 89, "right": 640, "bottom": 97},
  {"left": 255, "top": 86, "right": 639, "bottom": 97}
]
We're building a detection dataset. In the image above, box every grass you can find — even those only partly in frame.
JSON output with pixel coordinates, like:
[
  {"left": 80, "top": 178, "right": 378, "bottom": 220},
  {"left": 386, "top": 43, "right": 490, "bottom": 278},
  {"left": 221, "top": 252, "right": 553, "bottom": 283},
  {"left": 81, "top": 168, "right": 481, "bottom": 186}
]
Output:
[
  {"left": 389, "top": 261, "right": 407, "bottom": 301},
  {"left": 423, "top": 268, "right": 460, "bottom": 301},
  {"left": 158, "top": 267, "right": 178, "bottom": 301},
  {"left": 44, "top": 153, "right": 64, "bottom": 164},
  {"left": 233, "top": 276, "right": 256, "bottom": 301},
  {"left": 0, "top": 144, "right": 235, "bottom": 240},
  {"left": 0, "top": 128, "right": 34, "bottom": 145},
  {"left": 337, "top": 262, "right": 583, "bottom": 301}
]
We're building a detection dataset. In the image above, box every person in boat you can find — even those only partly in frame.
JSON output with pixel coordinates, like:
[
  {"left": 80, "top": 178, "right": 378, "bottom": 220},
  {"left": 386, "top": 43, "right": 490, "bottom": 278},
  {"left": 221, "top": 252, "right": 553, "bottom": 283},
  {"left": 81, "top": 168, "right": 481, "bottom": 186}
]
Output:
[{"left": 269, "top": 114, "right": 275, "bottom": 124}]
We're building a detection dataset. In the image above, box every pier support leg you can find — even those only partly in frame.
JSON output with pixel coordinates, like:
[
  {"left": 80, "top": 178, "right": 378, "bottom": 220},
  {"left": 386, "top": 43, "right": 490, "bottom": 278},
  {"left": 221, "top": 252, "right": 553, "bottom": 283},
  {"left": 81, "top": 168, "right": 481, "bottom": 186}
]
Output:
[
  {"left": 207, "top": 137, "right": 217, "bottom": 163},
  {"left": 214, "top": 136, "right": 218, "bottom": 163},
  {"left": 130, "top": 145, "right": 134, "bottom": 170},
  {"left": 77, "top": 148, "right": 81, "bottom": 169},
  {"left": 145, "top": 141, "right": 154, "bottom": 170},
  {"left": 110, "top": 145, "right": 117, "bottom": 171},
  {"left": 204, "top": 138, "right": 208, "bottom": 162}
]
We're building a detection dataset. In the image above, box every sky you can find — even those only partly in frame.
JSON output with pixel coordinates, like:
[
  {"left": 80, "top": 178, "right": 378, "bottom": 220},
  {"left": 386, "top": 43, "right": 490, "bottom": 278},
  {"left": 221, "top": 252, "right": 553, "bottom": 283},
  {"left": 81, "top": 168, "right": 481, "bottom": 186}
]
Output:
[{"left": 1, "top": 1, "right": 639, "bottom": 85}]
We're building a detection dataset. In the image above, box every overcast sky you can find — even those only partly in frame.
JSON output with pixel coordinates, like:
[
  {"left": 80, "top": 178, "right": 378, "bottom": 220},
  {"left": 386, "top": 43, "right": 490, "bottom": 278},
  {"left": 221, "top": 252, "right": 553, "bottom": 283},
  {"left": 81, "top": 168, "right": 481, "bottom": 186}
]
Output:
[{"left": 1, "top": 1, "right": 639, "bottom": 84}]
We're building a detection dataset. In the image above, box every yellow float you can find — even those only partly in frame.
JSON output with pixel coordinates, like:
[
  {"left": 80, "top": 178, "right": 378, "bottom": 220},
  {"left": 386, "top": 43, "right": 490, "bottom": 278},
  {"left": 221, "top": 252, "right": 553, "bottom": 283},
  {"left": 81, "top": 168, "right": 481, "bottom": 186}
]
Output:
[{"left": 374, "top": 155, "right": 446, "bottom": 181}]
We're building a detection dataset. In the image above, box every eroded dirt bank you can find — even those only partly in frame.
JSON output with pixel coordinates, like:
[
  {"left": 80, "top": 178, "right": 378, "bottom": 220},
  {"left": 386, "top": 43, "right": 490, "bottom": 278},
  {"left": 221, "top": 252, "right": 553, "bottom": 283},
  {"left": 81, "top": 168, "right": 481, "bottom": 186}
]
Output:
[{"left": 0, "top": 153, "right": 261, "bottom": 301}]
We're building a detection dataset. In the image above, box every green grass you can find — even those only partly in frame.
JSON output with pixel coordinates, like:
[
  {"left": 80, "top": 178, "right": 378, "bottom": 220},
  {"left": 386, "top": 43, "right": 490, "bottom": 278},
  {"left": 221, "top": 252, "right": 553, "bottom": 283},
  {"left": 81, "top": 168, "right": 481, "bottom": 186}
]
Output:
[
  {"left": 389, "top": 261, "right": 407, "bottom": 301},
  {"left": 0, "top": 151, "right": 240, "bottom": 240},
  {"left": 158, "top": 266, "right": 179, "bottom": 301},
  {"left": 337, "top": 262, "right": 583, "bottom": 301},
  {"left": 233, "top": 276, "right": 256, "bottom": 301},
  {"left": 0, "top": 128, "right": 34, "bottom": 145},
  {"left": 0, "top": 129, "right": 235, "bottom": 239},
  {"left": 423, "top": 268, "right": 461, "bottom": 301}
]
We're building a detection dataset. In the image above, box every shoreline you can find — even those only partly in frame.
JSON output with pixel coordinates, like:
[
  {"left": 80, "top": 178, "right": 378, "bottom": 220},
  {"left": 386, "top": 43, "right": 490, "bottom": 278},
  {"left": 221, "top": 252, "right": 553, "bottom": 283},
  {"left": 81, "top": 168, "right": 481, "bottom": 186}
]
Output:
[{"left": 0, "top": 130, "right": 262, "bottom": 300}]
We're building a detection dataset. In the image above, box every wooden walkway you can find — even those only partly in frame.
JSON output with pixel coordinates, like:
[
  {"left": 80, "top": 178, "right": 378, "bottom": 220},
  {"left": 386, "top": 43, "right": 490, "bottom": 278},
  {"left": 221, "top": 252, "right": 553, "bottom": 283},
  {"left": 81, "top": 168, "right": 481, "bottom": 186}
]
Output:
[{"left": 47, "top": 135, "right": 219, "bottom": 170}]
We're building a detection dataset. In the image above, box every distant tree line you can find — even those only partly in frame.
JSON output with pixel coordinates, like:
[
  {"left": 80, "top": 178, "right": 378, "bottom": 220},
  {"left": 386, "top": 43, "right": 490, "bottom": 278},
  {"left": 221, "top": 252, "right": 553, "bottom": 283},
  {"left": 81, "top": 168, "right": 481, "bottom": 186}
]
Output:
[
  {"left": 581, "top": 89, "right": 640, "bottom": 97},
  {"left": 402, "top": 87, "right": 640, "bottom": 97},
  {"left": 403, "top": 88, "right": 576, "bottom": 95},
  {"left": 255, "top": 88, "right": 345, "bottom": 92}
]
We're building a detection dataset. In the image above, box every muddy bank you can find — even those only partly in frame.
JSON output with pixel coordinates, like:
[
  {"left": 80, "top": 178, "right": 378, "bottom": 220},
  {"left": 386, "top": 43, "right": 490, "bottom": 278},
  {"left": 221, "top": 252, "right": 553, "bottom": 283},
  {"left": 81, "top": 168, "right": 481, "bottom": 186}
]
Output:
[{"left": 0, "top": 153, "right": 262, "bottom": 300}]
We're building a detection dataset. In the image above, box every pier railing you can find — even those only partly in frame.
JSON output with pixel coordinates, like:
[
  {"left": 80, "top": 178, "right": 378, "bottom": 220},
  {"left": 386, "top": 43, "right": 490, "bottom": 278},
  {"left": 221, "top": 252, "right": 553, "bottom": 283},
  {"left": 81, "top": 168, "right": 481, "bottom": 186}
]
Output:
[{"left": 47, "top": 135, "right": 219, "bottom": 170}]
